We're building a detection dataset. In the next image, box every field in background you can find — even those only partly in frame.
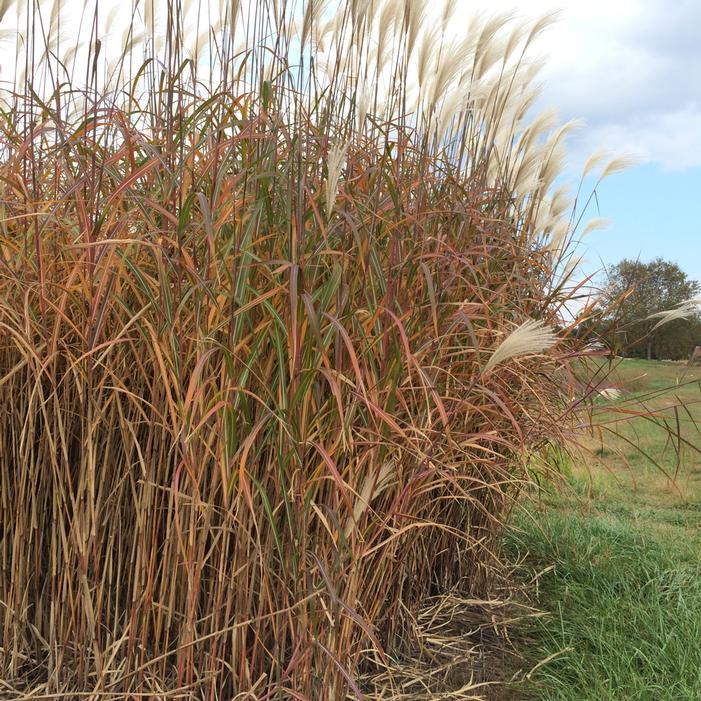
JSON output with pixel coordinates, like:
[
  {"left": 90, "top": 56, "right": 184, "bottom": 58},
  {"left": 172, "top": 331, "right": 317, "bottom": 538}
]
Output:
[
  {"left": 507, "top": 358, "right": 701, "bottom": 700},
  {"left": 582, "top": 358, "right": 701, "bottom": 499}
]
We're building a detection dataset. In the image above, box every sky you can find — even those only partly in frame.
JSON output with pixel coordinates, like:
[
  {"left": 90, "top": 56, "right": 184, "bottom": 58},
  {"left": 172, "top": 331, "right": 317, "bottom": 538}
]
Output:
[{"left": 451, "top": 0, "right": 701, "bottom": 291}]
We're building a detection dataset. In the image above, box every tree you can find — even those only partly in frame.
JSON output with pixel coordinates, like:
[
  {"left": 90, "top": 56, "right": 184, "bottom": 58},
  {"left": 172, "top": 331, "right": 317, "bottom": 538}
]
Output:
[{"left": 600, "top": 258, "right": 701, "bottom": 360}]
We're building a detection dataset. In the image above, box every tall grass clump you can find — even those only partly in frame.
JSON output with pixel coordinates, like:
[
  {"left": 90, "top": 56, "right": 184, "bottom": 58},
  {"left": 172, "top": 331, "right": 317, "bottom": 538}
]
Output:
[{"left": 0, "top": 0, "right": 617, "bottom": 697}]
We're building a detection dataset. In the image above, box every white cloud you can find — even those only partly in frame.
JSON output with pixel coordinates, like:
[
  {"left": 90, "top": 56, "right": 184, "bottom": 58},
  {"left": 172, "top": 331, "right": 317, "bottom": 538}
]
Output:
[
  {"left": 572, "top": 108, "right": 701, "bottom": 172},
  {"left": 447, "top": 0, "right": 701, "bottom": 173}
]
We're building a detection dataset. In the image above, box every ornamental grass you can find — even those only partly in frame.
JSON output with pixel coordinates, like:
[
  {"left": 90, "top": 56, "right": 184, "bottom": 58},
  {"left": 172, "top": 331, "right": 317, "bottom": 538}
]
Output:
[{"left": 0, "top": 0, "right": 617, "bottom": 697}]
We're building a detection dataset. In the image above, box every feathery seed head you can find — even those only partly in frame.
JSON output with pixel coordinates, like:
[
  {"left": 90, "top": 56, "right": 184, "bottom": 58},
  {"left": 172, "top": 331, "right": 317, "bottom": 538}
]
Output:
[
  {"left": 417, "top": 26, "right": 439, "bottom": 88},
  {"left": 405, "top": 0, "right": 428, "bottom": 56},
  {"left": 356, "top": 86, "right": 372, "bottom": 129},
  {"left": 474, "top": 11, "right": 511, "bottom": 66},
  {"left": 648, "top": 298, "right": 701, "bottom": 331},
  {"left": 428, "top": 39, "right": 472, "bottom": 108},
  {"left": 549, "top": 185, "right": 571, "bottom": 219},
  {"left": 548, "top": 219, "right": 570, "bottom": 255},
  {"left": 441, "top": 0, "right": 458, "bottom": 30},
  {"left": 434, "top": 89, "right": 465, "bottom": 142},
  {"left": 581, "top": 147, "right": 609, "bottom": 179},
  {"left": 580, "top": 217, "right": 610, "bottom": 237},
  {"left": 0, "top": 0, "right": 13, "bottom": 23},
  {"left": 377, "top": 0, "right": 397, "bottom": 65},
  {"left": 344, "top": 460, "right": 395, "bottom": 538},
  {"left": 325, "top": 142, "right": 348, "bottom": 217},
  {"left": 483, "top": 319, "right": 558, "bottom": 375},
  {"left": 474, "top": 33, "right": 507, "bottom": 80},
  {"left": 524, "top": 12, "right": 561, "bottom": 49},
  {"left": 600, "top": 154, "right": 639, "bottom": 180},
  {"left": 503, "top": 21, "right": 527, "bottom": 61},
  {"left": 518, "top": 108, "right": 559, "bottom": 158}
]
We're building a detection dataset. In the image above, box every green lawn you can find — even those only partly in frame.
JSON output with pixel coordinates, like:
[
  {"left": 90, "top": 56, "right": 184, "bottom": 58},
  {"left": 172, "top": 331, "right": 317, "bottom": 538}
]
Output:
[{"left": 506, "top": 358, "right": 701, "bottom": 700}]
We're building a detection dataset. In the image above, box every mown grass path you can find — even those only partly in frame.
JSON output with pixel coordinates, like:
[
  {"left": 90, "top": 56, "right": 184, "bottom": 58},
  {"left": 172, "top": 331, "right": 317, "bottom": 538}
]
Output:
[{"left": 506, "top": 359, "right": 701, "bottom": 700}]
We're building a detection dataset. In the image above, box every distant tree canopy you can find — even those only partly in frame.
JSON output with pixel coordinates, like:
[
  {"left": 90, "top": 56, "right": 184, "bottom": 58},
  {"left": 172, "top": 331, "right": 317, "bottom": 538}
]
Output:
[{"left": 601, "top": 258, "right": 701, "bottom": 361}]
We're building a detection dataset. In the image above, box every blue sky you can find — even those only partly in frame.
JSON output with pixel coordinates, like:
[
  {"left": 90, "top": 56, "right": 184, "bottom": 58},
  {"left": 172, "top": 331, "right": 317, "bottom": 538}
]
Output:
[{"left": 579, "top": 164, "right": 701, "bottom": 288}]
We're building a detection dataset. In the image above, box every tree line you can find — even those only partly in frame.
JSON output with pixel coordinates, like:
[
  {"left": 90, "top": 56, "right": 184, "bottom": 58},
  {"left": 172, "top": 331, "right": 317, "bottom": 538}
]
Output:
[{"left": 598, "top": 258, "right": 701, "bottom": 361}]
